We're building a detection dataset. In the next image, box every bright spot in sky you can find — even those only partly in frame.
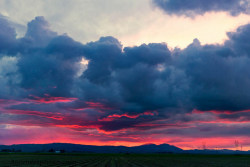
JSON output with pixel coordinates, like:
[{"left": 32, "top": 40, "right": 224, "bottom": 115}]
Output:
[
  {"left": 80, "top": 58, "right": 89, "bottom": 66},
  {"left": 77, "top": 57, "right": 89, "bottom": 77}
]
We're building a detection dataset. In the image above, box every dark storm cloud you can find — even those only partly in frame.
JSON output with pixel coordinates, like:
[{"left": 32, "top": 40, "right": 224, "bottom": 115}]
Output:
[
  {"left": 153, "top": 0, "right": 250, "bottom": 16},
  {"left": 0, "top": 16, "right": 250, "bottom": 135},
  {"left": 0, "top": 15, "right": 17, "bottom": 54},
  {"left": 20, "top": 16, "right": 57, "bottom": 48},
  {"left": 218, "top": 111, "right": 250, "bottom": 121},
  {"left": 16, "top": 17, "right": 84, "bottom": 97},
  {"left": 226, "top": 24, "right": 250, "bottom": 55},
  {"left": 82, "top": 36, "right": 123, "bottom": 84},
  {"left": 176, "top": 26, "right": 250, "bottom": 111}
]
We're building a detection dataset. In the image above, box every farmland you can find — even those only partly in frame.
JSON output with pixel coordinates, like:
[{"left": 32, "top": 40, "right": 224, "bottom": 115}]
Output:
[{"left": 0, "top": 153, "right": 249, "bottom": 167}]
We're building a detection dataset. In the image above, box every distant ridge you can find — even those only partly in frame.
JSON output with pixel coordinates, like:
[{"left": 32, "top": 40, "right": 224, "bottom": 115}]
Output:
[
  {"left": 0, "top": 143, "right": 182, "bottom": 153},
  {"left": 1, "top": 143, "right": 249, "bottom": 154}
]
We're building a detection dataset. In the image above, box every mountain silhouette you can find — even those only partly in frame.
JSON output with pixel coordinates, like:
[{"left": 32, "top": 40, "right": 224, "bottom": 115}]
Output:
[
  {"left": 1, "top": 143, "right": 249, "bottom": 154},
  {"left": 0, "top": 143, "right": 182, "bottom": 153}
]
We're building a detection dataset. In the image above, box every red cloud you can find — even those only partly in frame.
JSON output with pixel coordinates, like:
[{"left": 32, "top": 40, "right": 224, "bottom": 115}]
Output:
[
  {"left": 98, "top": 111, "right": 158, "bottom": 121},
  {"left": 3, "top": 109, "right": 64, "bottom": 120},
  {"left": 28, "top": 94, "right": 77, "bottom": 104}
]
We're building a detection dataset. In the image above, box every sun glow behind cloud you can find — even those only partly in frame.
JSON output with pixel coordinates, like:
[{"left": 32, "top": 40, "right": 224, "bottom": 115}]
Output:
[
  {"left": 120, "top": 12, "right": 250, "bottom": 48},
  {"left": 1, "top": 96, "right": 250, "bottom": 150}
]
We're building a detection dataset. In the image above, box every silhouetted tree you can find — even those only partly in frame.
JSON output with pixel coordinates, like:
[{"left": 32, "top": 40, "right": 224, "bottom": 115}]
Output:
[
  {"left": 48, "top": 148, "right": 55, "bottom": 152},
  {"left": 1, "top": 149, "right": 11, "bottom": 152},
  {"left": 60, "top": 149, "right": 65, "bottom": 153}
]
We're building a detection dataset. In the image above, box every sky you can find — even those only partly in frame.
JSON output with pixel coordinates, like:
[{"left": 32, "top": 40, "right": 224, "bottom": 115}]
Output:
[{"left": 0, "top": 0, "right": 250, "bottom": 150}]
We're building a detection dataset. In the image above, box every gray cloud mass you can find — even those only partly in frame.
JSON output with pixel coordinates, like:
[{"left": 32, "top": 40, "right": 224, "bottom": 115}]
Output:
[
  {"left": 0, "top": 15, "right": 250, "bottom": 133},
  {"left": 153, "top": 0, "right": 250, "bottom": 16}
]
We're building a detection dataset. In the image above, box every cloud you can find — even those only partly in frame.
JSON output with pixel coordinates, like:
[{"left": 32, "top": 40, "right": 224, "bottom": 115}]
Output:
[
  {"left": 22, "top": 16, "right": 57, "bottom": 47},
  {"left": 0, "top": 16, "right": 250, "bottom": 146},
  {"left": 0, "top": 15, "right": 17, "bottom": 54},
  {"left": 0, "top": 56, "right": 21, "bottom": 98},
  {"left": 153, "top": 0, "right": 250, "bottom": 16}
]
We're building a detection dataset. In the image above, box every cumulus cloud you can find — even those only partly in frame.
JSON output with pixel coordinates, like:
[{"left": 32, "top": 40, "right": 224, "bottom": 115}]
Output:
[
  {"left": 0, "top": 56, "right": 21, "bottom": 98},
  {"left": 0, "top": 15, "right": 17, "bottom": 54},
  {"left": 0, "top": 16, "right": 250, "bottom": 144},
  {"left": 153, "top": 0, "right": 250, "bottom": 16}
]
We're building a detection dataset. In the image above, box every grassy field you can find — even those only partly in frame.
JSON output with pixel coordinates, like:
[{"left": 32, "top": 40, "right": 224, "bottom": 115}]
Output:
[{"left": 0, "top": 153, "right": 249, "bottom": 167}]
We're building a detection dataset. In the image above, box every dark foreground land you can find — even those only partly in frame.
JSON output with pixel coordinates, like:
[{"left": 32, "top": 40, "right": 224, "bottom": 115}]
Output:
[{"left": 0, "top": 153, "right": 249, "bottom": 167}]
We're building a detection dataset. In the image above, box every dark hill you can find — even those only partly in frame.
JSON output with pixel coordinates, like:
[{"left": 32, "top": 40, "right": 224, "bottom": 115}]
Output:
[{"left": 0, "top": 143, "right": 182, "bottom": 153}]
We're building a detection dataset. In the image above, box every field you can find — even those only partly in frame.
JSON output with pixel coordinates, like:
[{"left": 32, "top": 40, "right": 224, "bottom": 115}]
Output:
[{"left": 0, "top": 153, "right": 249, "bottom": 167}]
